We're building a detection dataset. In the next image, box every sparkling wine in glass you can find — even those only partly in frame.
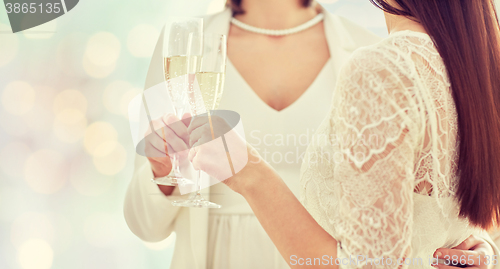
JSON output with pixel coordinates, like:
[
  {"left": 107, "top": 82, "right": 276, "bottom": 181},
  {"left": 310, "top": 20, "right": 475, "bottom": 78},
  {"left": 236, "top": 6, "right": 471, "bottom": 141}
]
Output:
[
  {"left": 172, "top": 33, "right": 227, "bottom": 208},
  {"left": 153, "top": 17, "right": 202, "bottom": 186}
]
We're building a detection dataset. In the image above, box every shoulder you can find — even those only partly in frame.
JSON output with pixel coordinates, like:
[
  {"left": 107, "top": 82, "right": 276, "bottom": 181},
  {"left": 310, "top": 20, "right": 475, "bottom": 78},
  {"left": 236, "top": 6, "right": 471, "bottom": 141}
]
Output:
[
  {"left": 200, "top": 8, "right": 229, "bottom": 22},
  {"left": 341, "top": 35, "right": 414, "bottom": 79},
  {"left": 343, "top": 32, "right": 436, "bottom": 80},
  {"left": 335, "top": 35, "right": 425, "bottom": 125},
  {"left": 323, "top": 9, "right": 383, "bottom": 50},
  {"left": 201, "top": 8, "right": 232, "bottom": 34},
  {"left": 335, "top": 35, "right": 422, "bottom": 113},
  {"left": 334, "top": 36, "right": 425, "bottom": 137}
]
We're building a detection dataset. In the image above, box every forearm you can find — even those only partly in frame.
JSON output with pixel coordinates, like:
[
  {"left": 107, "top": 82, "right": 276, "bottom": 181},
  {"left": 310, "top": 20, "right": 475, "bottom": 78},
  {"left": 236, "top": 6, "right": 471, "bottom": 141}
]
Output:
[
  {"left": 188, "top": 126, "right": 338, "bottom": 266},
  {"left": 238, "top": 160, "right": 338, "bottom": 268}
]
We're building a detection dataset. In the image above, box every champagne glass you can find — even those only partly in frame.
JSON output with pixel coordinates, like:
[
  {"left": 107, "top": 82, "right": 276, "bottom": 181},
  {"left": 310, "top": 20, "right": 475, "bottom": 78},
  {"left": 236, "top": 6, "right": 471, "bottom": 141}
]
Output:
[
  {"left": 172, "top": 33, "right": 227, "bottom": 208},
  {"left": 152, "top": 17, "right": 202, "bottom": 186}
]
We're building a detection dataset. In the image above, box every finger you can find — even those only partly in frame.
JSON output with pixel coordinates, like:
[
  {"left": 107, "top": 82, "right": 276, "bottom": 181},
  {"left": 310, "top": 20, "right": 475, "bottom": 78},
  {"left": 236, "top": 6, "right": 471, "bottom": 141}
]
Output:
[
  {"left": 203, "top": 115, "right": 232, "bottom": 139},
  {"left": 148, "top": 127, "right": 188, "bottom": 157},
  {"left": 189, "top": 124, "right": 212, "bottom": 147},
  {"left": 437, "top": 249, "right": 479, "bottom": 258},
  {"left": 191, "top": 138, "right": 213, "bottom": 151},
  {"left": 158, "top": 125, "right": 190, "bottom": 154},
  {"left": 453, "top": 235, "right": 483, "bottom": 250},
  {"left": 188, "top": 147, "right": 196, "bottom": 165},
  {"left": 434, "top": 264, "right": 479, "bottom": 269},
  {"left": 149, "top": 126, "right": 175, "bottom": 151},
  {"left": 182, "top": 113, "right": 191, "bottom": 127},
  {"left": 144, "top": 116, "right": 166, "bottom": 137},
  {"left": 148, "top": 155, "right": 171, "bottom": 166},
  {"left": 163, "top": 114, "right": 189, "bottom": 144},
  {"left": 144, "top": 116, "right": 188, "bottom": 157},
  {"left": 188, "top": 139, "right": 212, "bottom": 170},
  {"left": 187, "top": 115, "right": 210, "bottom": 134},
  {"left": 435, "top": 249, "right": 483, "bottom": 266},
  {"left": 145, "top": 139, "right": 169, "bottom": 158},
  {"left": 145, "top": 118, "right": 174, "bottom": 148},
  {"left": 191, "top": 135, "right": 211, "bottom": 151}
]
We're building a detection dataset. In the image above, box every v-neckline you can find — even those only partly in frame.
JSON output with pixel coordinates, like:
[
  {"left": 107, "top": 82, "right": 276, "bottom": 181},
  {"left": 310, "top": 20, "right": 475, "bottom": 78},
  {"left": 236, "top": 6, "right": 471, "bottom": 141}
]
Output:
[
  {"left": 223, "top": 6, "right": 337, "bottom": 113},
  {"left": 226, "top": 57, "right": 332, "bottom": 113}
]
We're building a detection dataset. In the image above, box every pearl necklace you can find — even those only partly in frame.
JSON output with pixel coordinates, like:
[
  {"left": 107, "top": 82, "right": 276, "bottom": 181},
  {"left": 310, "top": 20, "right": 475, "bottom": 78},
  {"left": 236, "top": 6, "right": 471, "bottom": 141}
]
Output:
[{"left": 230, "top": 13, "right": 324, "bottom": 36}]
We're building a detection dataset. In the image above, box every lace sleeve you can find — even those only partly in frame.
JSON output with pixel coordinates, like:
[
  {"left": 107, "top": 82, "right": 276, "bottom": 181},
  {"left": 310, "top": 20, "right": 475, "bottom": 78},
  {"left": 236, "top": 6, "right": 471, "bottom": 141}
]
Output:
[{"left": 331, "top": 48, "right": 424, "bottom": 268}]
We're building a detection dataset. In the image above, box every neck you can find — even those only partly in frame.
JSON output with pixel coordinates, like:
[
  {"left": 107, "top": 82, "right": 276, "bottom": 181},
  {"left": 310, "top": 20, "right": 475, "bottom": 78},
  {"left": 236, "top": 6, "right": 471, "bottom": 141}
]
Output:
[
  {"left": 235, "top": 0, "right": 319, "bottom": 29},
  {"left": 384, "top": 12, "right": 427, "bottom": 34}
]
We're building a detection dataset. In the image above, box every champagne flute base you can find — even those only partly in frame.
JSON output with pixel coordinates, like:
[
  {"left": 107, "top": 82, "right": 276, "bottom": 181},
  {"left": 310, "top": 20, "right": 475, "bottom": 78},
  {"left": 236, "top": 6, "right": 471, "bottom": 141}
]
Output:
[
  {"left": 151, "top": 175, "right": 194, "bottom": 186},
  {"left": 171, "top": 193, "right": 221, "bottom": 208}
]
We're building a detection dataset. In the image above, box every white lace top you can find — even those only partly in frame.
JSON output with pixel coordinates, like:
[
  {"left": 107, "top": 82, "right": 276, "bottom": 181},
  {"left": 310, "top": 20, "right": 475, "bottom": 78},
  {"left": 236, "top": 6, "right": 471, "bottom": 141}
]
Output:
[{"left": 300, "top": 30, "right": 477, "bottom": 268}]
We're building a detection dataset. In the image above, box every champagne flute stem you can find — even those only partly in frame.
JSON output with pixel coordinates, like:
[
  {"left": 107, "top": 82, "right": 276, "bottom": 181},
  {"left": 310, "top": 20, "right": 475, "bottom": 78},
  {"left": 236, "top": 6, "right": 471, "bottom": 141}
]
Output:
[
  {"left": 172, "top": 153, "right": 179, "bottom": 175},
  {"left": 195, "top": 170, "right": 202, "bottom": 197},
  {"left": 207, "top": 111, "right": 215, "bottom": 140},
  {"left": 162, "top": 127, "right": 178, "bottom": 184},
  {"left": 197, "top": 170, "right": 201, "bottom": 193},
  {"left": 207, "top": 111, "right": 235, "bottom": 176},
  {"left": 221, "top": 135, "right": 236, "bottom": 176}
]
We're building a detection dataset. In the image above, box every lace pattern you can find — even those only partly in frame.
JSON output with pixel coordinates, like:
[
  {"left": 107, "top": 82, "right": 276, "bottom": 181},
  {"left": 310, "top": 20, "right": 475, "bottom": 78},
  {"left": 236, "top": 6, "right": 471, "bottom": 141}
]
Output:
[{"left": 300, "top": 31, "right": 470, "bottom": 268}]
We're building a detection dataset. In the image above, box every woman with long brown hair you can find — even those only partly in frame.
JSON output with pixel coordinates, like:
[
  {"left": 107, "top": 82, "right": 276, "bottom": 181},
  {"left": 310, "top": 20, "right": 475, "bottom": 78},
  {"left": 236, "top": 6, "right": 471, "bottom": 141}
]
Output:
[{"left": 188, "top": 0, "right": 500, "bottom": 267}]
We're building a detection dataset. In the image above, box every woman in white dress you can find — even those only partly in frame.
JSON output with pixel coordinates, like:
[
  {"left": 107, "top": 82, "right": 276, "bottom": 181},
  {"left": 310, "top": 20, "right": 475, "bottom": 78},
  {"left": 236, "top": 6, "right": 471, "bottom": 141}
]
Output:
[
  {"left": 185, "top": 0, "right": 500, "bottom": 268},
  {"left": 125, "top": 1, "right": 381, "bottom": 268},
  {"left": 125, "top": 0, "right": 498, "bottom": 268}
]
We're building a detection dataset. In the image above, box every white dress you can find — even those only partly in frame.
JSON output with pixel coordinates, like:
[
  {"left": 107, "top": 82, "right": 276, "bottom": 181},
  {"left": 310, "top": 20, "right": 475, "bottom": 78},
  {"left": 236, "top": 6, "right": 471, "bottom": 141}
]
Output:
[
  {"left": 124, "top": 9, "right": 499, "bottom": 269},
  {"left": 124, "top": 7, "right": 383, "bottom": 269},
  {"left": 299, "top": 30, "right": 489, "bottom": 268},
  {"left": 204, "top": 7, "right": 382, "bottom": 269},
  {"left": 206, "top": 55, "right": 336, "bottom": 268}
]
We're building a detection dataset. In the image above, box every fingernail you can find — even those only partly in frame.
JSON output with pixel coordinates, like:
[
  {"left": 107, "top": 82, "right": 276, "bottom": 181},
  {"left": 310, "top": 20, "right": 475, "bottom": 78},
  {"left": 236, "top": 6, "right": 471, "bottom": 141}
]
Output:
[{"left": 434, "top": 251, "right": 442, "bottom": 257}]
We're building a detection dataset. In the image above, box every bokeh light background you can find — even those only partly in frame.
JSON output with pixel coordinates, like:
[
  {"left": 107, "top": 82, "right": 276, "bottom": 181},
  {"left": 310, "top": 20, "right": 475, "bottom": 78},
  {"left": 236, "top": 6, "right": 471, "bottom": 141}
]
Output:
[{"left": 0, "top": 0, "right": 499, "bottom": 268}]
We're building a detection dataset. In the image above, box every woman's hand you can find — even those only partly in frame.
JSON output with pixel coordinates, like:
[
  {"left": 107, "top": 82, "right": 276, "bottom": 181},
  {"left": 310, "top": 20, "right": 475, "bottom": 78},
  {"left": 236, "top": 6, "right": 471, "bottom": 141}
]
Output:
[
  {"left": 144, "top": 113, "right": 191, "bottom": 177},
  {"left": 434, "top": 234, "right": 495, "bottom": 269},
  {"left": 187, "top": 114, "right": 266, "bottom": 193}
]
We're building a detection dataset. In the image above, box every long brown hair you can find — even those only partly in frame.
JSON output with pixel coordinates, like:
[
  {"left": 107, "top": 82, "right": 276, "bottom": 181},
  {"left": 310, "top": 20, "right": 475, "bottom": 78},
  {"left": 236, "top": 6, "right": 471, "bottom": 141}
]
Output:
[
  {"left": 226, "top": 0, "right": 314, "bottom": 15},
  {"left": 370, "top": 0, "right": 500, "bottom": 229}
]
